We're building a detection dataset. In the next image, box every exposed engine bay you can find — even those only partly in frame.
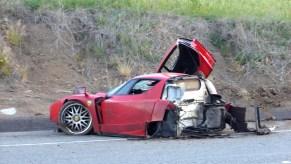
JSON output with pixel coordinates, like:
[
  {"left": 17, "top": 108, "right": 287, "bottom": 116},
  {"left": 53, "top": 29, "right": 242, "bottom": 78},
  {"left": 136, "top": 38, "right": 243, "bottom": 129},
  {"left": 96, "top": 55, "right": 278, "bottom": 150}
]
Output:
[{"left": 151, "top": 76, "right": 270, "bottom": 138}]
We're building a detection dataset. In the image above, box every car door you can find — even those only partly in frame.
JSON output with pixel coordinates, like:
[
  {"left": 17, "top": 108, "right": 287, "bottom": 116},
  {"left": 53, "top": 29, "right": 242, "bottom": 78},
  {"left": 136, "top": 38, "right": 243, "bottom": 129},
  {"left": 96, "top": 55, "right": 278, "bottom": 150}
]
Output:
[
  {"left": 100, "top": 79, "right": 160, "bottom": 136},
  {"left": 156, "top": 38, "right": 215, "bottom": 78}
]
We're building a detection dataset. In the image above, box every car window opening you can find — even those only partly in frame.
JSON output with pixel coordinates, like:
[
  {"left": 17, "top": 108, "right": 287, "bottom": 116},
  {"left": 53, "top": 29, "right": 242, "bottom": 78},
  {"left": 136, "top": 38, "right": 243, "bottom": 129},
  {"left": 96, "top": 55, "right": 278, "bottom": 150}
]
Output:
[
  {"left": 162, "top": 44, "right": 200, "bottom": 75},
  {"left": 129, "top": 79, "right": 160, "bottom": 95},
  {"left": 162, "top": 77, "right": 202, "bottom": 102}
]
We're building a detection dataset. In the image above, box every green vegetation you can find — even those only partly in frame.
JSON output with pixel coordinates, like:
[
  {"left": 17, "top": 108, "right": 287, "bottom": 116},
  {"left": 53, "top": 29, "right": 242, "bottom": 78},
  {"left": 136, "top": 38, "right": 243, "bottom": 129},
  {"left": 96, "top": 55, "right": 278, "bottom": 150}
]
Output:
[
  {"left": 75, "top": 53, "right": 85, "bottom": 63},
  {"left": 23, "top": 0, "right": 291, "bottom": 21},
  {"left": 5, "top": 20, "right": 25, "bottom": 46},
  {"left": 15, "top": 0, "right": 291, "bottom": 69},
  {"left": 6, "top": 31, "right": 22, "bottom": 45},
  {"left": 209, "top": 20, "right": 291, "bottom": 67},
  {"left": 235, "top": 52, "right": 261, "bottom": 66},
  {"left": 0, "top": 53, "right": 11, "bottom": 76},
  {"left": 88, "top": 43, "right": 106, "bottom": 59},
  {"left": 1, "top": 0, "right": 289, "bottom": 83},
  {"left": 210, "top": 34, "right": 231, "bottom": 57}
]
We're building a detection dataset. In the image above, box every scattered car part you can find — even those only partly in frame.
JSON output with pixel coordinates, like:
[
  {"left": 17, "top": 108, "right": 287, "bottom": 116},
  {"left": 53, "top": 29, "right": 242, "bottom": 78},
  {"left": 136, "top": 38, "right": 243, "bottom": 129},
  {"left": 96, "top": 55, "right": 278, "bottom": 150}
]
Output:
[{"left": 255, "top": 107, "right": 271, "bottom": 135}]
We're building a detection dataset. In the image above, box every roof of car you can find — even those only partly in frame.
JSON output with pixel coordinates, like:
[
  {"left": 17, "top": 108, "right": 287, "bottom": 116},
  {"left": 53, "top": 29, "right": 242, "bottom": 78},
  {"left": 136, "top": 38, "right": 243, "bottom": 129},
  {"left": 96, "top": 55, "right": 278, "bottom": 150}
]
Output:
[{"left": 134, "top": 72, "right": 187, "bottom": 80}]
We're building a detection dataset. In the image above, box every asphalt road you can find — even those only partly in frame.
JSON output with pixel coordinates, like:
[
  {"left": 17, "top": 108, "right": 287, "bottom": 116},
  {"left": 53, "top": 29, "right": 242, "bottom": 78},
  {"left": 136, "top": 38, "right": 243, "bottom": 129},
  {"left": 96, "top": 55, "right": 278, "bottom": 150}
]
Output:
[
  {"left": 1, "top": 128, "right": 291, "bottom": 164},
  {"left": 0, "top": 116, "right": 57, "bottom": 132}
]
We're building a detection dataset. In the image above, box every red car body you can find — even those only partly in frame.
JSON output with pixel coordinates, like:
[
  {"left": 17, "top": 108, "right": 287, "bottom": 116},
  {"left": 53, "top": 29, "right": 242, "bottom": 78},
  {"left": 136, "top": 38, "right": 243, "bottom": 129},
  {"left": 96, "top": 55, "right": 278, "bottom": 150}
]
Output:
[
  {"left": 50, "top": 38, "right": 253, "bottom": 137},
  {"left": 157, "top": 39, "right": 215, "bottom": 78}
]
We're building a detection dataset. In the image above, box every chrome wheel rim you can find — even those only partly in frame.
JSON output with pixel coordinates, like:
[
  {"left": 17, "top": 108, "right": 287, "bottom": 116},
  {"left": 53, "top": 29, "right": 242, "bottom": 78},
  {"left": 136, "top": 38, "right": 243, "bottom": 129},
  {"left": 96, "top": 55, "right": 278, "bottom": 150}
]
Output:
[{"left": 61, "top": 103, "right": 92, "bottom": 134}]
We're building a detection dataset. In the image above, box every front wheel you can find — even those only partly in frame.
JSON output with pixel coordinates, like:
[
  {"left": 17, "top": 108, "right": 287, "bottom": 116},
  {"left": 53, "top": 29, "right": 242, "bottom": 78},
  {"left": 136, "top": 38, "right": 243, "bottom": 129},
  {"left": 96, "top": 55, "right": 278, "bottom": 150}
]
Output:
[{"left": 58, "top": 101, "right": 93, "bottom": 135}]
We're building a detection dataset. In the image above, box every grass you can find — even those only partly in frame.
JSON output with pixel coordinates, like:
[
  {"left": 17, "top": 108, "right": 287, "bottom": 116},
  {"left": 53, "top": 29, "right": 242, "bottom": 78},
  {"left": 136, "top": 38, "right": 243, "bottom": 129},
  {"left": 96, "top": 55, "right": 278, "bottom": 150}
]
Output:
[
  {"left": 235, "top": 52, "right": 261, "bottom": 66},
  {"left": 0, "top": 53, "right": 11, "bottom": 77},
  {"left": 210, "top": 34, "right": 231, "bottom": 57},
  {"left": 22, "top": 0, "right": 291, "bottom": 21},
  {"left": 117, "top": 61, "right": 132, "bottom": 78},
  {"left": 2, "top": 0, "right": 289, "bottom": 85},
  {"left": 88, "top": 43, "right": 106, "bottom": 59},
  {"left": 210, "top": 19, "right": 291, "bottom": 68},
  {"left": 5, "top": 20, "right": 25, "bottom": 46},
  {"left": 6, "top": 31, "right": 22, "bottom": 45},
  {"left": 11, "top": 1, "right": 291, "bottom": 71},
  {"left": 19, "top": 67, "right": 28, "bottom": 82},
  {"left": 75, "top": 53, "right": 85, "bottom": 63},
  {"left": 237, "top": 88, "right": 251, "bottom": 100}
]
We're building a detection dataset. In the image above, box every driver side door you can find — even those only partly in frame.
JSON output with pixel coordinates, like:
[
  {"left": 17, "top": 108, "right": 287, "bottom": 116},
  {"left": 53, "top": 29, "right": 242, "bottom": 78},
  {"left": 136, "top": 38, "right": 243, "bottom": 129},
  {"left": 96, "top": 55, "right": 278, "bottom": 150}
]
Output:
[{"left": 100, "top": 79, "right": 159, "bottom": 137}]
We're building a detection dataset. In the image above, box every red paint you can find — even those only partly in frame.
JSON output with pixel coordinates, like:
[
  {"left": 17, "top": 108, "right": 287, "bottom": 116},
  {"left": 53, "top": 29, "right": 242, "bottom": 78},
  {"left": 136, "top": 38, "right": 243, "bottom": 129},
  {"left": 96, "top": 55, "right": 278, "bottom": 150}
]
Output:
[
  {"left": 192, "top": 39, "right": 215, "bottom": 77},
  {"left": 225, "top": 103, "right": 231, "bottom": 112},
  {"left": 50, "top": 74, "right": 178, "bottom": 137},
  {"left": 150, "top": 100, "right": 170, "bottom": 122},
  {"left": 157, "top": 38, "right": 215, "bottom": 78},
  {"left": 50, "top": 39, "right": 217, "bottom": 137}
]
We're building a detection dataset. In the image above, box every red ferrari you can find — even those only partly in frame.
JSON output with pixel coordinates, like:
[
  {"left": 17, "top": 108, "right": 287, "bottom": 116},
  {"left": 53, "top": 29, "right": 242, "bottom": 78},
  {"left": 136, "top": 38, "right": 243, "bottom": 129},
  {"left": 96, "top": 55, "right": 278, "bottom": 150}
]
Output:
[{"left": 50, "top": 38, "right": 269, "bottom": 137}]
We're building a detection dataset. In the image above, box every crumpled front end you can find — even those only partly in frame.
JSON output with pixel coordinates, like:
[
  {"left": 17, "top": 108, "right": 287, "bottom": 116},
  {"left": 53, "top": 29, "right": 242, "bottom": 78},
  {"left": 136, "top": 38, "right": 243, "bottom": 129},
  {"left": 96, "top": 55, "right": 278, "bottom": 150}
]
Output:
[
  {"left": 150, "top": 76, "right": 227, "bottom": 138},
  {"left": 149, "top": 76, "right": 271, "bottom": 138}
]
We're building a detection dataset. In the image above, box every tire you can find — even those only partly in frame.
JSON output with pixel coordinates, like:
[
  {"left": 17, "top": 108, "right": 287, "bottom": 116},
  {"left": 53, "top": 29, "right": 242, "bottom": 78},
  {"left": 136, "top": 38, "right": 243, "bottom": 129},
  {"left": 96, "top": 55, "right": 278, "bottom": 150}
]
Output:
[{"left": 58, "top": 101, "right": 93, "bottom": 135}]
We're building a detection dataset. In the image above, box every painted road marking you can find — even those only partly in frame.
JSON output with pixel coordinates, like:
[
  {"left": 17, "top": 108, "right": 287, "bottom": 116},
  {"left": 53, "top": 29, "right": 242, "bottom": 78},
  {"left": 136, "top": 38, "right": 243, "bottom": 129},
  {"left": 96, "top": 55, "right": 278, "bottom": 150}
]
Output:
[
  {"left": 273, "top": 129, "right": 291, "bottom": 133},
  {"left": 0, "top": 138, "right": 127, "bottom": 147},
  {"left": 1, "top": 129, "right": 291, "bottom": 148},
  {"left": 227, "top": 129, "right": 291, "bottom": 136}
]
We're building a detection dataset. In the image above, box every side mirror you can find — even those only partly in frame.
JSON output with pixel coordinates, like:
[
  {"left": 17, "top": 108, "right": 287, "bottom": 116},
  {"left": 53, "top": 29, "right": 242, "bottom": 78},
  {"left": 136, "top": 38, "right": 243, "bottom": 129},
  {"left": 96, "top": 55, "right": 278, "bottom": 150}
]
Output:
[{"left": 73, "top": 86, "right": 86, "bottom": 94}]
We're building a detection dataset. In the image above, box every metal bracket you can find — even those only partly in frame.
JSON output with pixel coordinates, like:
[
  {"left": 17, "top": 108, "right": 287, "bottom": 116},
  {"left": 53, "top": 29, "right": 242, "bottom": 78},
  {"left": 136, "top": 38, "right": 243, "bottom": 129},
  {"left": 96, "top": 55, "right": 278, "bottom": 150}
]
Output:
[{"left": 255, "top": 107, "right": 271, "bottom": 135}]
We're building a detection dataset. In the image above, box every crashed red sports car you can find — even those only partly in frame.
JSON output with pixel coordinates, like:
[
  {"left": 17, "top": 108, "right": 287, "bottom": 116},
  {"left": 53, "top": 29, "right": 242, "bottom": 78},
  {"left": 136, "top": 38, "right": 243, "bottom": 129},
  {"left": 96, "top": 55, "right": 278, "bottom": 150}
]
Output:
[{"left": 50, "top": 38, "right": 270, "bottom": 137}]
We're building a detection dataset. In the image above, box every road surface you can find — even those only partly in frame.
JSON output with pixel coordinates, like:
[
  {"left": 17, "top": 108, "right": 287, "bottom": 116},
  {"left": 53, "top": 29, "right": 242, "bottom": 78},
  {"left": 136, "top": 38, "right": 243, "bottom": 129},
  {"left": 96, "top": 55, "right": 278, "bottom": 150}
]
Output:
[{"left": 1, "top": 127, "right": 291, "bottom": 164}]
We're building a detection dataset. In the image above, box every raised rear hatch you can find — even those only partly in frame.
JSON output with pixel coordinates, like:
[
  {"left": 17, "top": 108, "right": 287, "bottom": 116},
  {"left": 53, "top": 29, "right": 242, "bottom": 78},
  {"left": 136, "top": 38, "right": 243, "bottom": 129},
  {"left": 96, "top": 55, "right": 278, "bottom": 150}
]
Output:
[{"left": 157, "top": 38, "right": 215, "bottom": 78}]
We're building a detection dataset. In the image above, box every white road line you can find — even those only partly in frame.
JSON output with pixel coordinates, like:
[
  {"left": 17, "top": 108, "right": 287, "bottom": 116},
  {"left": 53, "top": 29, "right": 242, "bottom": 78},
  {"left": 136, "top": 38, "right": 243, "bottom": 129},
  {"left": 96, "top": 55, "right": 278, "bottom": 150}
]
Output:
[
  {"left": 226, "top": 129, "right": 291, "bottom": 136},
  {"left": 273, "top": 129, "right": 291, "bottom": 133},
  {"left": 0, "top": 138, "right": 127, "bottom": 147},
  {"left": 1, "top": 129, "right": 291, "bottom": 148}
]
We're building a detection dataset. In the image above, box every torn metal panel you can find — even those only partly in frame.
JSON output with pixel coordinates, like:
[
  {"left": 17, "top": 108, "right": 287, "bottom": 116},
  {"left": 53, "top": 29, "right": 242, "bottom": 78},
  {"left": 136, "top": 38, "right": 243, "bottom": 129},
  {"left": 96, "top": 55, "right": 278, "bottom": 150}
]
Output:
[
  {"left": 159, "top": 76, "right": 227, "bottom": 137},
  {"left": 150, "top": 109, "right": 179, "bottom": 138},
  {"left": 150, "top": 100, "right": 170, "bottom": 122},
  {"left": 225, "top": 106, "right": 249, "bottom": 132},
  {"left": 150, "top": 76, "right": 272, "bottom": 138}
]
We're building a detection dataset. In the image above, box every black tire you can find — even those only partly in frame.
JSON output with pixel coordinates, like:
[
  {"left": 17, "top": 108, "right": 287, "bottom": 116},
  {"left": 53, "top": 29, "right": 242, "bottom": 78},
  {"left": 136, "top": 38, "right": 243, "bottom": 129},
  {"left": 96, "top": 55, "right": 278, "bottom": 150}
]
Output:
[{"left": 58, "top": 101, "right": 93, "bottom": 135}]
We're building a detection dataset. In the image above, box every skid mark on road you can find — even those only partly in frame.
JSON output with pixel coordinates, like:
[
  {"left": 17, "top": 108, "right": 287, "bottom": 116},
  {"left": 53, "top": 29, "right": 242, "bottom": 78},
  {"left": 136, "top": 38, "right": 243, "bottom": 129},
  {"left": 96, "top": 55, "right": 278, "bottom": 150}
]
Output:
[{"left": 0, "top": 138, "right": 127, "bottom": 147}]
